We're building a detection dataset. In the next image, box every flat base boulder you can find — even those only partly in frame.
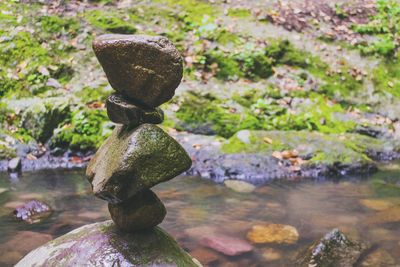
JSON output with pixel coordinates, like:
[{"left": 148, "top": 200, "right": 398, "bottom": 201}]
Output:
[
  {"left": 16, "top": 220, "right": 200, "bottom": 267},
  {"left": 86, "top": 124, "right": 192, "bottom": 203}
]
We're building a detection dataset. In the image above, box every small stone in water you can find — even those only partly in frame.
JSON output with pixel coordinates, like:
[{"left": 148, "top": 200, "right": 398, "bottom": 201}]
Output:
[
  {"left": 261, "top": 248, "right": 282, "bottom": 262},
  {"left": 224, "top": 180, "right": 256, "bottom": 193},
  {"left": 246, "top": 223, "right": 299, "bottom": 244},
  {"left": 106, "top": 94, "right": 164, "bottom": 126},
  {"left": 8, "top": 157, "right": 22, "bottom": 173},
  {"left": 200, "top": 234, "right": 253, "bottom": 256},
  {"left": 13, "top": 200, "right": 52, "bottom": 223}
]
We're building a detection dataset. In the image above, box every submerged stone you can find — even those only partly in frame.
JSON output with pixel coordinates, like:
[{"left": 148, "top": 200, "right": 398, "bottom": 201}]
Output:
[
  {"left": 106, "top": 93, "right": 164, "bottom": 125},
  {"left": 246, "top": 223, "right": 299, "bottom": 245},
  {"left": 86, "top": 124, "right": 192, "bottom": 203},
  {"left": 108, "top": 189, "right": 166, "bottom": 232},
  {"left": 93, "top": 34, "right": 183, "bottom": 108},
  {"left": 296, "top": 229, "right": 369, "bottom": 267},
  {"left": 224, "top": 180, "right": 256, "bottom": 193},
  {"left": 13, "top": 200, "right": 52, "bottom": 224},
  {"left": 15, "top": 220, "right": 200, "bottom": 267},
  {"left": 200, "top": 234, "right": 253, "bottom": 256}
]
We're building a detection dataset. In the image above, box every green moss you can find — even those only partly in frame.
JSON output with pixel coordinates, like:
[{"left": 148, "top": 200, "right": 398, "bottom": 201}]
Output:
[
  {"left": 74, "top": 86, "right": 110, "bottom": 104},
  {"left": 176, "top": 92, "right": 265, "bottom": 138},
  {"left": 50, "top": 107, "right": 113, "bottom": 152},
  {"left": 0, "top": 28, "right": 74, "bottom": 97},
  {"left": 205, "top": 50, "right": 242, "bottom": 80},
  {"left": 221, "top": 131, "right": 288, "bottom": 153},
  {"left": 39, "top": 15, "right": 80, "bottom": 36},
  {"left": 352, "top": 0, "right": 400, "bottom": 57},
  {"left": 372, "top": 57, "right": 400, "bottom": 97},
  {"left": 227, "top": 8, "right": 251, "bottom": 18},
  {"left": 221, "top": 130, "right": 377, "bottom": 167},
  {"left": 157, "top": 0, "right": 216, "bottom": 25},
  {"left": 20, "top": 99, "right": 70, "bottom": 143},
  {"left": 85, "top": 10, "right": 136, "bottom": 34},
  {"left": 0, "top": 144, "right": 17, "bottom": 160}
]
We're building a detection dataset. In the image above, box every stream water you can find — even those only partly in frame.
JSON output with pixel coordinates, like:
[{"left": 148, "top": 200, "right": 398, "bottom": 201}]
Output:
[{"left": 0, "top": 163, "right": 399, "bottom": 266}]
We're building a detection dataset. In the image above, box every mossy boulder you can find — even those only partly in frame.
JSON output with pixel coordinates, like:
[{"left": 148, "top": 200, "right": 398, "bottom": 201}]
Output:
[
  {"left": 222, "top": 130, "right": 397, "bottom": 170},
  {"left": 15, "top": 220, "right": 200, "bottom": 267},
  {"left": 20, "top": 98, "right": 70, "bottom": 143},
  {"left": 86, "top": 124, "right": 192, "bottom": 203}
]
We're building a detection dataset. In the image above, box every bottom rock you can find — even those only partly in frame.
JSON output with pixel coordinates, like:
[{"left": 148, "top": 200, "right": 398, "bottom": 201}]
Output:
[
  {"left": 16, "top": 220, "right": 200, "bottom": 267},
  {"left": 108, "top": 189, "right": 166, "bottom": 232}
]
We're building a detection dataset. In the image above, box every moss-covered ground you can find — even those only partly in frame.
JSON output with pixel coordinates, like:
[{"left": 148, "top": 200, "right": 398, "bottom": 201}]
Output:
[{"left": 0, "top": 0, "right": 399, "bottom": 170}]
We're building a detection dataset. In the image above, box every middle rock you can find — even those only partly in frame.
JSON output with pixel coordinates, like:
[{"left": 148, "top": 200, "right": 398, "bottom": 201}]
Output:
[
  {"left": 106, "top": 93, "right": 164, "bottom": 126},
  {"left": 86, "top": 124, "right": 192, "bottom": 203}
]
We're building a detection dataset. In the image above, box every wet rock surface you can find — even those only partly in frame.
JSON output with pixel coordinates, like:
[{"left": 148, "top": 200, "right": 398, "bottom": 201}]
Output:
[
  {"left": 15, "top": 220, "right": 199, "bottom": 267},
  {"left": 13, "top": 200, "right": 52, "bottom": 223},
  {"left": 86, "top": 124, "right": 192, "bottom": 203},
  {"left": 296, "top": 229, "right": 369, "bottom": 267},
  {"left": 106, "top": 93, "right": 164, "bottom": 126},
  {"left": 93, "top": 34, "right": 183, "bottom": 108},
  {"left": 108, "top": 189, "right": 166, "bottom": 232}
]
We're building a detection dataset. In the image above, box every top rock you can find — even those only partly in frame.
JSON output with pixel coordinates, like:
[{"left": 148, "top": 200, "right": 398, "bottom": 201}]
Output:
[{"left": 93, "top": 34, "right": 183, "bottom": 108}]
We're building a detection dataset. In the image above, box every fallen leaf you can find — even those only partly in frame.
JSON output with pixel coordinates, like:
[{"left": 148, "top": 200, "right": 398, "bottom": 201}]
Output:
[{"left": 263, "top": 137, "right": 273, "bottom": 144}]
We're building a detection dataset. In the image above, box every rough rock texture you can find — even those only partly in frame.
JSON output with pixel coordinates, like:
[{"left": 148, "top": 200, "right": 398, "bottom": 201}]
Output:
[
  {"left": 106, "top": 93, "right": 164, "bottom": 125},
  {"left": 16, "top": 220, "right": 199, "bottom": 267},
  {"left": 86, "top": 124, "right": 192, "bottom": 203},
  {"left": 93, "top": 34, "right": 183, "bottom": 108},
  {"left": 296, "top": 229, "right": 369, "bottom": 267},
  {"left": 108, "top": 189, "right": 166, "bottom": 232}
]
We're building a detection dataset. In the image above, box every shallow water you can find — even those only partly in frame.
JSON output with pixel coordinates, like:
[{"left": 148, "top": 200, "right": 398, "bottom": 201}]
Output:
[{"left": 0, "top": 164, "right": 399, "bottom": 266}]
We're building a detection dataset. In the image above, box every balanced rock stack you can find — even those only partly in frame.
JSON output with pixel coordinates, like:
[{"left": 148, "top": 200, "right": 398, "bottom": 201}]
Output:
[{"left": 86, "top": 34, "right": 191, "bottom": 232}]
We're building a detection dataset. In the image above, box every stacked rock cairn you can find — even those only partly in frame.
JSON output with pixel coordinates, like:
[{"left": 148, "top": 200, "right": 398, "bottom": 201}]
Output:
[{"left": 86, "top": 34, "right": 192, "bottom": 232}]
